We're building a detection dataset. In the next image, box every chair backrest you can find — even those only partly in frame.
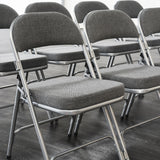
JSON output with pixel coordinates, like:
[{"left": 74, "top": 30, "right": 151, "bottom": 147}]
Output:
[
  {"left": 11, "top": 12, "right": 83, "bottom": 52},
  {"left": 0, "top": 4, "right": 18, "bottom": 28},
  {"left": 25, "top": 2, "right": 72, "bottom": 19},
  {"left": 85, "top": 10, "right": 139, "bottom": 43},
  {"left": 74, "top": 1, "right": 108, "bottom": 23},
  {"left": 139, "top": 8, "right": 160, "bottom": 37},
  {"left": 114, "top": 0, "right": 143, "bottom": 18}
]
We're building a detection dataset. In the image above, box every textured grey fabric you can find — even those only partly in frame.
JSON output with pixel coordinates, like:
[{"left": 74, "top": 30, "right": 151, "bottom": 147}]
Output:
[
  {"left": 0, "top": 29, "right": 13, "bottom": 53},
  {"left": 0, "top": 53, "right": 47, "bottom": 72},
  {"left": 92, "top": 39, "right": 140, "bottom": 54},
  {"left": 36, "top": 45, "right": 99, "bottom": 61},
  {"left": 114, "top": 0, "right": 143, "bottom": 18},
  {"left": 85, "top": 10, "right": 139, "bottom": 43},
  {"left": 25, "top": 2, "right": 72, "bottom": 19},
  {"left": 11, "top": 12, "right": 83, "bottom": 52},
  {"left": 74, "top": 1, "right": 108, "bottom": 23},
  {"left": 101, "top": 64, "right": 160, "bottom": 89},
  {"left": 146, "top": 36, "right": 160, "bottom": 47},
  {"left": 139, "top": 8, "right": 160, "bottom": 36},
  {"left": 29, "top": 76, "right": 124, "bottom": 110},
  {"left": 0, "top": 4, "right": 18, "bottom": 28}
]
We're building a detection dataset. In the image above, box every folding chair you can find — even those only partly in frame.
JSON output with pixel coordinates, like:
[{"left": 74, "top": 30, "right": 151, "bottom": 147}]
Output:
[
  {"left": 7, "top": 12, "right": 129, "bottom": 160},
  {"left": 74, "top": 1, "right": 141, "bottom": 67},
  {"left": 25, "top": 2, "right": 99, "bottom": 77},
  {"left": 84, "top": 10, "right": 160, "bottom": 120},
  {"left": 138, "top": 8, "right": 160, "bottom": 65},
  {"left": 25, "top": 2, "right": 100, "bottom": 136},
  {"left": 114, "top": 0, "right": 160, "bottom": 52}
]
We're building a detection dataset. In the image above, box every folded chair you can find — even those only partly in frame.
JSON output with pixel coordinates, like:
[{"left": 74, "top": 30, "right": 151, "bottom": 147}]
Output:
[
  {"left": 75, "top": 1, "right": 141, "bottom": 67},
  {"left": 25, "top": 2, "right": 99, "bottom": 77},
  {"left": 114, "top": 0, "right": 160, "bottom": 51},
  {"left": 84, "top": 10, "right": 160, "bottom": 120},
  {"left": 7, "top": 12, "right": 129, "bottom": 160}
]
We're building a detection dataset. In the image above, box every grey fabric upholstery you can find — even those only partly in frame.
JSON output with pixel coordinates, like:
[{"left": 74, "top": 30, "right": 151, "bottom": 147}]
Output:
[
  {"left": 139, "top": 8, "right": 160, "bottom": 36},
  {"left": 85, "top": 10, "right": 139, "bottom": 43},
  {"left": 92, "top": 39, "right": 140, "bottom": 55},
  {"left": 146, "top": 36, "right": 160, "bottom": 47},
  {"left": 11, "top": 12, "right": 83, "bottom": 52},
  {"left": 0, "top": 29, "right": 13, "bottom": 53},
  {"left": 25, "top": 2, "right": 72, "bottom": 19},
  {"left": 0, "top": 4, "right": 18, "bottom": 28},
  {"left": 114, "top": 0, "right": 143, "bottom": 18},
  {"left": 74, "top": 1, "right": 108, "bottom": 23},
  {"left": 29, "top": 76, "right": 124, "bottom": 110},
  {"left": 101, "top": 64, "right": 160, "bottom": 89},
  {"left": 36, "top": 45, "right": 99, "bottom": 61},
  {"left": 0, "top": 53, "right": 47, "bottom": 72}
]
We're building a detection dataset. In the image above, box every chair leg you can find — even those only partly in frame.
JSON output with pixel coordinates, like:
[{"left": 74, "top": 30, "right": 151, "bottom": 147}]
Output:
[
  {"left": 74, "top": 114, "right": 83, "bottom": 136},
  {"left": 107, "top": 56, "right": 115, "bottom": 68},
  {"left": 125, "top": 94, "right": 135, "bottom": 118},
  {"left": 103, "top": 105, "right": 130, "bottom": 160},
  {"left": 35, "top": 71, "right": 41, "bottom": 81},
  {"left": 68, "top": 116, "right": 76, "bottom": 137},
  {"left": 40, "top": 70, "right": 46, "bottom": 80},
  {"left": 121, "top": 93, "right": 132, "bottom": 119},
  {"left": 7, "top": 83, "right": 21, "bottom": 159}
]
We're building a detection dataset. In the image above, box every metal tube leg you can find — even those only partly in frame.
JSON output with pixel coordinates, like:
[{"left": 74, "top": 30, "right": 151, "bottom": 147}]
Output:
[
  {"left": 7, "top": 83, "right": 21, "bottom": 158},
  {"left": 103, "top": 105, "right": 129, "bottom": 160},
  {"left": 125, "top": 55, "right": 131, "bottom": 64},
  {"left": 128, "top": 54, "right": 133, "bottom": 64},
  {"left": 125, "top": 94, "right": 135, "bottom": 118},
  {"left": 40, "top": 70, "right": 46, "bottom": 80},
  {"left": 67, "top": 64, "right": 73, "bottom": 76},
  {"left": 27, "top": 99, "right": 49, "bottom": 160},
  {"left": 68, "top": 116, "right": 76, "bottom": 137},
  {"left": 107, "top": 56, "right": 115, "bottom": 68},
  {"left": 74, "top": 114, "right": 83, "bottom": 136},
  {"left": 121, "top": 93, "right": 132, "bottom": 119},
  {"left": 35, "top": 71, "right": 41, "bottom": 81},
  {"left": 70, "top": 63, "right": 76, "bottom": 76}
]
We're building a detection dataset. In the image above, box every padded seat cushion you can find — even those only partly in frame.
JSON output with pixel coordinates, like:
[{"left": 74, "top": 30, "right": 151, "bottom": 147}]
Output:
[
  {"left": 146, "top": 36, "right": 160, "bottom": 47},
  {"left": 29, "top": 76, "right": 124, "bottom": 110},
  {"left": 0, "top": 29, "right": 13, "bottom": 54},
  {"left": 36, "top": 45, "right": 99, "bottom": 61},
  {"left": 101, "top": 64, "right": 160, "bottom": 89},
  {"left": 0, "top": 53, "right": 47, "bottom": 72},
  {"left": 92, "top": 39, "right": 140, "bottom": 55}
]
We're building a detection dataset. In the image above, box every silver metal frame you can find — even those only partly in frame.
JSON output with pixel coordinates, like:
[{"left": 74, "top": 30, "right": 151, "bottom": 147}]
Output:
[{"left": 7, "top": 15, "right": 130, "bottom": 160}]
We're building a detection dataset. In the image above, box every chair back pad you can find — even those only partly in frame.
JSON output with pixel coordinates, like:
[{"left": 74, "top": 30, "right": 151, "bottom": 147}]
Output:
[
  {"left": 85, "top": 10, "right": 139, "bottom": 43},
  {"left": 11, "top": 12, "right": 83, "bottom": 52},
  {"left": 75, "top": 1, "right": 108, "bottom": 23}
]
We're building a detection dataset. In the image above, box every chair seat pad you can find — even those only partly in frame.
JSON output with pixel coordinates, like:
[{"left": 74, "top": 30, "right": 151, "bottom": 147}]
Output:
[
  {"left": 101, "top": 64, "right": 160, "bottom": 89},
  {"left": 0, "top": 53, "right": 47, "bottom": 72},
  {"left": 36, "top": 45, "right": 99, "bottom": 61},
  {"left": 92, "top": 39, "right": 140, "bottom": 55},
  {"left": 146, "top": 36, "right": 160, "bottom": 47},
  {"left": 29, "top": 76, "right": 124, "bottom": 110}
]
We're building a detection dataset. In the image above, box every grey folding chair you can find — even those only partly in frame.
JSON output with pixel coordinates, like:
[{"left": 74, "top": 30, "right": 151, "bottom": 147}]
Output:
[
  {"left": 84, "top": 10, "right": 160, "bottom": 121},
  {"left": 138, "top": 8, "right": 160, "bottom": 66},
  {"left": 25, "top": 2, "right": 99, "bottom": 77},
  {"left": 7, "top": 12, "right": 129, "bottom": 160},
  {"left": 74, "top": 1, "right": 141, "bottom": 67},
  {"left": 25, "top": 2, "right": 100, "bottom": 136},
  {"left": 0, "top": 4, "right": 48, "bottom": 110},
  {"left": 114, "top": 0, "right": 160, "bottom": 52}
]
